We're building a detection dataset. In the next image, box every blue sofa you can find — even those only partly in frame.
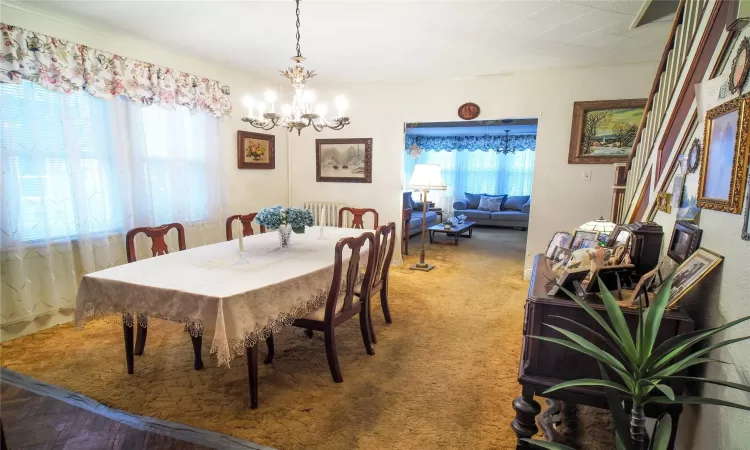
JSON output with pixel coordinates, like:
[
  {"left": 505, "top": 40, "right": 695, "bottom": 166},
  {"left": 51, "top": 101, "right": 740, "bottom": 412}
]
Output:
[
  {"left": 403, "top": 192, "right": 439, "bottom": 237},
  {"left": 453, "top": 194, "right": 530, "bottom": 229}
]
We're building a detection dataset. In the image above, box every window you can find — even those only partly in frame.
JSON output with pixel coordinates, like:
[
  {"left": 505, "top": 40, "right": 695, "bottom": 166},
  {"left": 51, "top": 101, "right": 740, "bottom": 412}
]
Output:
[
  {"left": 1, "top": 81, "right": 122, "bottom": 242},
  {"left": 0, "top": 81, "right": 221, "bottom": 244}
]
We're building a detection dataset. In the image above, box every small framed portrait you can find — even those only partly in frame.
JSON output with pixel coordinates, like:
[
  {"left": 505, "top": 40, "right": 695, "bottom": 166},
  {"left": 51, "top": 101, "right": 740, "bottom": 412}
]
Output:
[
  {"left": 571, "top": 230, "right": 599, "bottom": 250},
  {"left": 729, "top": 36, "right": 750, "bottom": 94},
  {"left": 578, "top": 239, "right": 599, "bottom": 249},
  {"left": 316, "top": 138, "right": 373, "bottom": 183},
  {"left": 237, "top": 131, "right": 275, "bottom": 169},
  {"left": 656, "top": 192, "right": 672, "bottom": 213},
  {"left": 671, "top": 172, "right": 685, "bottom": 207},
  {"left": 667, "top": 221, "right": 703, "bottom": 264},
  {"left": 546, "top": 231, "right": 572, "bottom": 258},
  {"left": 606, "top": 226, "right": 632, "bottom": 249},
  {"left": 698, "top": 96, "right": 750, "bottom": 214},
  {"left": 551, "top": 246, "right": 574, "bottom": 267},
  {"left": 667, "top": 248, "right": 723, "bottom": 308}
]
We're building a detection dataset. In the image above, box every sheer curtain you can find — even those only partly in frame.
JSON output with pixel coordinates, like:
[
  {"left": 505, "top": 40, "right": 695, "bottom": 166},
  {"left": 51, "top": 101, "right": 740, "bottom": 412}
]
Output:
[
  {"left": 0, "top": 81, "right": 225, "bottom": 326},
  {"left": 404, "top": 149, "right": 535, "bottom": 214}
]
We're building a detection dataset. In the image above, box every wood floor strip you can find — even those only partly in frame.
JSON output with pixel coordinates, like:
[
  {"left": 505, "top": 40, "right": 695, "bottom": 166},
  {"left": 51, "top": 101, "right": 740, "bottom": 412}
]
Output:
[{"left": 0, "top": 367, "right": 273, "bottom": 450}]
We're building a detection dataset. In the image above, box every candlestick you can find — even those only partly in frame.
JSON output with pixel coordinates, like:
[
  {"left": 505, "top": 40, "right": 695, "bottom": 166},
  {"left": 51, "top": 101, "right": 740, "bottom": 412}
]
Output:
[{"left": 237, "top": 221, "right": 244, "bottom": 252}]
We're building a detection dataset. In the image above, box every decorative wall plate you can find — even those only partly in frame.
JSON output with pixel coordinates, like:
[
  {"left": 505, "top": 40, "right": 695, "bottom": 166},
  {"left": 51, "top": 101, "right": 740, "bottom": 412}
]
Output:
[
  {"left": 729, "top": 36, "right": 750, "bottom": 94},
  {"left": 457, "top": 102, "right": 480, "bottom": 120}
]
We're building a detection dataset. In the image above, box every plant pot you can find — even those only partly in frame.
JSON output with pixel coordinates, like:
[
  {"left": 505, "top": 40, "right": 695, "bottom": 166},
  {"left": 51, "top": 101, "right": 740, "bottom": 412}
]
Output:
[{"left": 443, "top": 224, "right": 452, "bottom": 230}]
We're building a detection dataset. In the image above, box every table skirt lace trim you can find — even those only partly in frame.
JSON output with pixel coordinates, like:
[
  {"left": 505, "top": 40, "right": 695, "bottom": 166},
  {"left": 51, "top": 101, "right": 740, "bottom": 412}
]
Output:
[
  {"left": 75, "top": 307, "right": 205, "bottom": 337},
  {"left": 210, "top": 273, "right": 365, "bottom": 367}
]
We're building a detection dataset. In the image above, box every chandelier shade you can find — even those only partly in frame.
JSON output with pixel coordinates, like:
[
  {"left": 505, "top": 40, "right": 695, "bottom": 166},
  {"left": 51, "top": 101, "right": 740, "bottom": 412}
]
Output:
[{"left": 241, "top": 0, "right": 350, "bottom": 135}]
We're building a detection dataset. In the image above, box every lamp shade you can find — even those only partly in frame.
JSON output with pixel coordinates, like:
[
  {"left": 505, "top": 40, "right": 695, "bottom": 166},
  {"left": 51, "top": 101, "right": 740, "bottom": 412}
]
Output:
[
  {"left": 578, "top": 217, "right": 616, "bottom": 234},
  {"left": 407, "top": 164, "right": 447, "bottom": 190}
]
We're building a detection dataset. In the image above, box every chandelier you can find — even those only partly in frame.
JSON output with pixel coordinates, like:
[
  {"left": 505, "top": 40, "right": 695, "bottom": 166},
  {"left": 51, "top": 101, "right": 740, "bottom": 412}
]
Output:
[{"left": 241, "top": 0, "right": 350, "bottom": 135}]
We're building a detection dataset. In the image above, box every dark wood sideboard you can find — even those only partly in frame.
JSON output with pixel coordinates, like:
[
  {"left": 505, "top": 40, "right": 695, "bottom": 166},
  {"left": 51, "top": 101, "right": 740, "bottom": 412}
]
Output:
[{"left": 511, "top": 255, "right": 694, "bottom": 450}]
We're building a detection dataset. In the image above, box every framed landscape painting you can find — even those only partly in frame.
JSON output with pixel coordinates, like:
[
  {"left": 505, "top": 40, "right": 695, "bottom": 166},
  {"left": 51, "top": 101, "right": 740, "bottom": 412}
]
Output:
[
  {"left": 237, "top": 131, "right": 275, "bottom": 169},
  {"left": 316, "top": 138, "right": 372, "bottom": 183},
  {"left": 568, "top": 99, "right": 647, "bottom": 164}
]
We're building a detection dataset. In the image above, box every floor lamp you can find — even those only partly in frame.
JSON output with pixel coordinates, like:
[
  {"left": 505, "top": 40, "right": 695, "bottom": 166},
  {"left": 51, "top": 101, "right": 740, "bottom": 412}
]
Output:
[{"left": 407, "top": 164, "right": 447, "bottom": 272}]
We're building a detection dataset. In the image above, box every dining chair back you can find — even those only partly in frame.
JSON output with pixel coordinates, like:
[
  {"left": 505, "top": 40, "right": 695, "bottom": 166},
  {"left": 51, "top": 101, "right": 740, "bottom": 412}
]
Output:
[
  {"left": 338, "top": 207, "right": 379, "bottom": 229},
  {"left": 226, "top": 213, "right": 266, "bottom": 241},
  {"left": 284, "top": 231, "right": 377, "bottom": 383},
  {"left": 361, "top": 222, "right": 397, "bottom": 344},
  {"left": 126, "top": 223, "right": 186, "bottom": 263}
]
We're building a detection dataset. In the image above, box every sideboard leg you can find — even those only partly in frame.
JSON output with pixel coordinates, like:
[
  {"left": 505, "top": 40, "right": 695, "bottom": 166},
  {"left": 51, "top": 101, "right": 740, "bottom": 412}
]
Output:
[
  {"left": 667, "top": 404, "right": 683, "bottom": 450},
  {"left": 191, "top": 335, "right": 204, "bottom": 371},
  {"left": 511, "top": 384, "right": 541, "bottom": 449}
]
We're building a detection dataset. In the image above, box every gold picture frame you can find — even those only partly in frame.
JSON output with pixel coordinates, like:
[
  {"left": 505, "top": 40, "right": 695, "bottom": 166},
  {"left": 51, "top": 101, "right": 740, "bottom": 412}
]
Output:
[
  {"left": 667, "top": 247, "right": 723, "bottom": 308},
  {"left": 697, "top": 96, "right": 750, "bottom": 214},
  {"left": 656, "top": 192, "right": 672, "bottom": 213}
]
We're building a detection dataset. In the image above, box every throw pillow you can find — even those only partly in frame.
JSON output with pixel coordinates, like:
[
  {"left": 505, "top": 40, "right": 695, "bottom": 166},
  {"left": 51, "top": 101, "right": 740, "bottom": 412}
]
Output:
[
  {"left": 477, "top": 195, "right": 504, "bottom": 212},
  {"left": 464, "top": 192, "right": 483, "bottom": 209},
  {"left": 503, "top": 195, "right": 530, "bottom": 211},
  {"left": 484, "top": 194, "right": 508, "bottom": 210}
]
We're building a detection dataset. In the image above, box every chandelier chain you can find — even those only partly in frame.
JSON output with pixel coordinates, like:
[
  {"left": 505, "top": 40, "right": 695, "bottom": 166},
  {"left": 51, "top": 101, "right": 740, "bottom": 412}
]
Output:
[{"left": 295, "top": 0, "right": 302, "bottom": 58}]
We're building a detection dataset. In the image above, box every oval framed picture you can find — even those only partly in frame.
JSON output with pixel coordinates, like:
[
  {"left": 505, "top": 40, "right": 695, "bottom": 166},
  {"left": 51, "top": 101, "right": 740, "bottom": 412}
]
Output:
[
  {"left": 688, "top": 138, "right": 701, "bottom": 173},
  {"left": 729, "top": 37, "right": 750, "bottom": 94},
  {"left": 457, "top": 102, "right": 480, "bottom": 120}
]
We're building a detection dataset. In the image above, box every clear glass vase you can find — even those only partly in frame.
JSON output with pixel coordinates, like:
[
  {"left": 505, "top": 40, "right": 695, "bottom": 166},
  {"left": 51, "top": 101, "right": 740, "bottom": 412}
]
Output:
[{"left": 278, "top": 225, "right": 292, "bottom": 249}]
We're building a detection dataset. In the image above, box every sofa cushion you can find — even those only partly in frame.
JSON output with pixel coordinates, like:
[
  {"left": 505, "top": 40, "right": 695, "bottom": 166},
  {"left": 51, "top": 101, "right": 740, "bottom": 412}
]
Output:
[
  {"left": 464, "top": 192, "right": 483, "bottom": 209},
  {"left": 491, "top": 211, "right": 529, "bottom": 222},
  {"left": 503, "top": 195, "right": 530, "bottom": 211},
  {"left": 456, "top": 209, "right": 492, "bottom": 220},
  {"left": 521, "top": 201, "right": 531, "bottom": 214},
  {"left": 478, "top": 195, "right": 505, "bottom": 212},
  {"left": 403, "top": 191, "right": 413, "bottom": 209}
]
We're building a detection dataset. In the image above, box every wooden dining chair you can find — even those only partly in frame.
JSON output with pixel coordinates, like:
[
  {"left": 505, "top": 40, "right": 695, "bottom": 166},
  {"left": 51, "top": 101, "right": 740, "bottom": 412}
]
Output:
[
  {"left": 356, "top": 222, "right": 396, "bottom": 344},
  {"left": 125, "top": 223, "right": 202, "bottom": 370},
  {"left": 266, "top": 232, "right": 376, "bottom": 383},
  {"left": 225, "top": 213, "right": 266, "bottom": 241},
  {"left": 338, "top": 207, "right": 379, "bottom": 229}
]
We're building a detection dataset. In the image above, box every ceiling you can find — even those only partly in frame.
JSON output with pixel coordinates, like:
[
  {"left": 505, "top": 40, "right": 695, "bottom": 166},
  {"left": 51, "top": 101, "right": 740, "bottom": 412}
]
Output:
[{"left": 13, "top": 0, "right": 673, "bottom": 84}]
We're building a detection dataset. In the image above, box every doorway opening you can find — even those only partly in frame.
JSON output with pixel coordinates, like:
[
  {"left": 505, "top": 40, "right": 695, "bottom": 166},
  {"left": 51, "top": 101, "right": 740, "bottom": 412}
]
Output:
[{"left": 402, "top": 118, "right": 537, "bottom": 252}]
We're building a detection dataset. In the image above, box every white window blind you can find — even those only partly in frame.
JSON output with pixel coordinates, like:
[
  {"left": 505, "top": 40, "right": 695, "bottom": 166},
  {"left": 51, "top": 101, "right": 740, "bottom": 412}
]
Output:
[{"left": 0, "top": 81, "right": 122, "bottom": 242}]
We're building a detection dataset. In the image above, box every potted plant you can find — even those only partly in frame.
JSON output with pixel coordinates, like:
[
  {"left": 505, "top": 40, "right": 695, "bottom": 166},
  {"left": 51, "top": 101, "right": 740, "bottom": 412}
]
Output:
[
  {"left": 255, "top": 206, "right": 314, "bottom": 249},
  {"left": 523, "top": 274, "right": 750, "bottom": 450}
]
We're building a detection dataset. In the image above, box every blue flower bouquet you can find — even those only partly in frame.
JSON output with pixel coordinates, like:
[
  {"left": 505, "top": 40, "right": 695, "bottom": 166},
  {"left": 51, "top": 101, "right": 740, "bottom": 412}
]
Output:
[{"left": 255, "top": 206, "right": 314, "bottom": 234}]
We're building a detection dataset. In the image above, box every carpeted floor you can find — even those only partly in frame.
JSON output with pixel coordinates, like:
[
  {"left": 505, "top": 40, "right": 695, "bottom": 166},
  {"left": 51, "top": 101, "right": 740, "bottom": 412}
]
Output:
[{"left": 1, "top": 227, "right": 532, "bottom": 450}]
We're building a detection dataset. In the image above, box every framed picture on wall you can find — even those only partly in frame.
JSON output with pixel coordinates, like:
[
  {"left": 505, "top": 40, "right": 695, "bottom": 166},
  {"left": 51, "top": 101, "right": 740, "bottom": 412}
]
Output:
[
  {"left": 316, "top": 138, "right": 373, "bottom": 183},
  {"left": 697, "top": 96, "right": 750, "bottom": 213},
  {"left": 237, "top": 131, "right": 275, "bottom": 169},
  {"left": 568, "top": 99, "right": 647, "bottom": 164}
]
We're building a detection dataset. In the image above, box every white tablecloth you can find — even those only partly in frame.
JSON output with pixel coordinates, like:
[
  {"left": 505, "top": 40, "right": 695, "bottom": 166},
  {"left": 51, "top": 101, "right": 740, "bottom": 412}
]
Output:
[{"left": 75, "top": 226, "right": 369, "bottom": 366}]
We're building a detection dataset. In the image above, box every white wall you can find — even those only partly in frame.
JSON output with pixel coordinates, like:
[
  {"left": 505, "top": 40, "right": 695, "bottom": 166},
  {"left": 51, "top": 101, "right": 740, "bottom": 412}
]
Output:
[
  {"left": 0, "top": 4, "right": 291, "bottom": 341},
  {"left": 649, "top": 27, "right": 750, "bottom": 450},
  {"left": 290, "top": 63, "right": 657, "bottom": 275}
]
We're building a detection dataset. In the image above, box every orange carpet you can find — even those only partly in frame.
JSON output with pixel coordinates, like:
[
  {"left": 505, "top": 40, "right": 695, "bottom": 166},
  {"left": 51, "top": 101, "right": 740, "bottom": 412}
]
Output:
[{"left": 1, "top": 227, "right": 531, "bottom": 449}]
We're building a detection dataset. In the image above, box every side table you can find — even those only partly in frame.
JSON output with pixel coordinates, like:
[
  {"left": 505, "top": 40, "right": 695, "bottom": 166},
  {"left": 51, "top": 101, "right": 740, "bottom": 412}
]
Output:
[{"left": 428, "top": 207, "right": 443, "bottom": 222}]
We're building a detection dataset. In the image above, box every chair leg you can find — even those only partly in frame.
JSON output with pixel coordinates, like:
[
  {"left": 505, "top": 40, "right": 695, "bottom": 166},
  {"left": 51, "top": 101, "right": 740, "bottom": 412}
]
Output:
[
  {"left": 305, "top": 328, "right": 314, "bottom": 339},
  {"left": 134, "top": 315, "right": 147, "bottom": 355},
  {"left": 264, "top": 335, "right": 274, "bottom": 364},
  {"left": 191, "top": 335, "right": 204, "bottom": 370},
  {"left": 381, "top": 280, "right": 392, "bottom": 324},
  {"left": 324, "top": 330, "right": 343, "bottom": 383},
  {"left": 367, "top": 295, "right": 377, "bottom": 344},
  {"left": 359, "top": 308, "right": 375, "bottom": 356}
]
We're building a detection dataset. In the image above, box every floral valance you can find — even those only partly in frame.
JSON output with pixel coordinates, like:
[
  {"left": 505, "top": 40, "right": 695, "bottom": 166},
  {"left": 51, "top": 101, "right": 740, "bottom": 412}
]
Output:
[
  {"left": 404, "top": 134, "right": 536, "bottom": 154},
  {"left": 1, "top": 24, "right": 231, "bottom": 118}
]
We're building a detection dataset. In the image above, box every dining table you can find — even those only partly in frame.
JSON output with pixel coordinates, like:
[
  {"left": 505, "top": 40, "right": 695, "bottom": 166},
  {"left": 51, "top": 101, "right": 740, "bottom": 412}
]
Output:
[{"left": 75, "top": 225, "right": 370, "bottom": 409}]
